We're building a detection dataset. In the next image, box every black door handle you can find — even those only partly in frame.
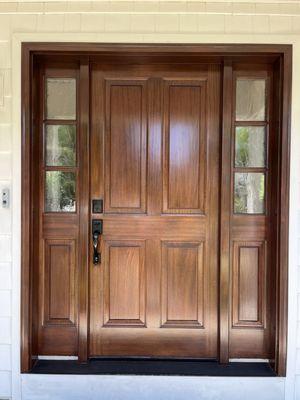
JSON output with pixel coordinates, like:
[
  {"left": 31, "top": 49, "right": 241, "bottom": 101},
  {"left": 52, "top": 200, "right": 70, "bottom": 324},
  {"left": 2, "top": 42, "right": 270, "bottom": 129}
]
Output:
[{"left": 92, "top": 219, "right": 103, "bottom": 265}]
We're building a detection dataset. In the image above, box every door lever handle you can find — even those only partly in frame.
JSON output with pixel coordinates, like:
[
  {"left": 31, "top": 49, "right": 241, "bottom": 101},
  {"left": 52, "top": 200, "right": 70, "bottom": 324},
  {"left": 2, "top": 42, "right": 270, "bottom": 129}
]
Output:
[
  {"left": 93, "top": 232, "right": 100, "bottom": 264},
  {"left": 92, "top": 219, "right": 103, "bottom": 265}
]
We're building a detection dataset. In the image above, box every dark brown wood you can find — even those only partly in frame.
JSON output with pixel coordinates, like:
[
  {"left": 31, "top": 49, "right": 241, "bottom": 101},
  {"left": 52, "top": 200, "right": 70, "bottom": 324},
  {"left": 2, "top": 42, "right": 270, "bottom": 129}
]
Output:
[
  {"left": 232, "top": 241, "right": 266, "bottom": 327},
  {"left": 21, "top": 43, "right": 292, "bottom": 375},
  {"left": 104, "top": 79, "right": 147, "bottom": 213},
  {"left": 162, "top": 80, "right": 206, "bottom": 214},
  {"left": 219, "top": 59, "right": 232, "bottom": 364},
  {"left": 161, "top": 242, "right": 204, "bottom": 328},
  {"left": 276, "top": 48, "right": 292, "bottom": 376},
  {"left": 21, "top": 41, "right": 33, "bottom": 373},
  {"left": 103, "top": 240, "right": 146, "bottom": 327},
  {"left": 78, "top": 58, "right": 90, "bottom": 362}
]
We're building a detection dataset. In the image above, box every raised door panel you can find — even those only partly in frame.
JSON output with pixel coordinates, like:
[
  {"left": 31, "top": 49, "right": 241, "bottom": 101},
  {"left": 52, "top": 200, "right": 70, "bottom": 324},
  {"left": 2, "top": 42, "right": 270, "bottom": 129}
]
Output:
[
  {"left": 104, "top": 240, "right": 146, "bottom": 327},
  {"left": 104, "top": 80, "right": 147, "bottom": 213},
  {"left": 232, "top": 241, "right": 265, "bottom": 328},
  {"left": 163, "top": 80, "right": 206, "bottom": 214},
  {"left": 161, "top": 242, "right": 204, "bottom": 328},
  {"left": 43, "top": 239, "right": 76, "bottom": 326}
]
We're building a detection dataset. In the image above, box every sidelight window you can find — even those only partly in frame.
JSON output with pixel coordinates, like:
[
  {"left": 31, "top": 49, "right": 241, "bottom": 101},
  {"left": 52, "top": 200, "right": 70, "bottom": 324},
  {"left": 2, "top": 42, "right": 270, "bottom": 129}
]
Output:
[
  {"left": 233, "top": 78, "right": 268, "bottom": 214},
  {"left": 44, "top": 77, "right": 77, "bottom": 212},
  {"left": 46, "top": 78, "right": 76, "bottom": 120}
]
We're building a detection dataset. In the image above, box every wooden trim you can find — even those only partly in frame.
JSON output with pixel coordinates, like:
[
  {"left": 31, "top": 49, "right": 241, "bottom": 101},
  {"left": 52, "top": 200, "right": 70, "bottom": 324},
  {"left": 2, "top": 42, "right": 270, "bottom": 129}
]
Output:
[
  {"left": 21, "top": 41, "right": 33, "bottom": 373},
  {"left": 219, "top": 59, "right": 233, "bottom": 364},
  {"left": 276, "top": 49, "right": 292, "bottom": 377},
  {"left": 21, "top": 42, "right": 292, "bottom": 55},
  {"left": 21, "top": 43, "right": 292, "bottom": 375}
]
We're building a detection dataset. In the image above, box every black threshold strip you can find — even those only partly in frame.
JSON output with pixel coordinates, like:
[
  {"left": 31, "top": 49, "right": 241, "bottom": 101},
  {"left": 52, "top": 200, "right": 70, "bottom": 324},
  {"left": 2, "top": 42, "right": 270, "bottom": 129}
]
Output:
[{"left": 30, "top": 358, "right": 276, "bottom": 377}]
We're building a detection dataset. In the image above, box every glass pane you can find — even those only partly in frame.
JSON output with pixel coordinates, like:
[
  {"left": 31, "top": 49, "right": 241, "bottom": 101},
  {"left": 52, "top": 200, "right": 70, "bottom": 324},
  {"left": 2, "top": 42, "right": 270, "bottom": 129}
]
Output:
[
  {"left": 45, "top": 125, "right": 76, "bottom": 166},
  {"left": 45, "top": 171, "right": 76, "bottom": 212},
  {"left": 46, "top": 78, "right": 76, "bottom": 120},
  {"left": 236, "top": 79, "right": 266, "bottom": 121},
  {"left": 235, "top": 126, "right": 266, "bottom": 167},
  {"left": 234, "top": 173, "right": 265, "bottom": 214}
]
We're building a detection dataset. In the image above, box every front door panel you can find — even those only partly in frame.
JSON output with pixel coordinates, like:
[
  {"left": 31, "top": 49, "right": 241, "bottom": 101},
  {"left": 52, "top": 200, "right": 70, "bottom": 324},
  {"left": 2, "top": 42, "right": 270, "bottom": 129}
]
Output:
[{"left": 89, "top": 63, "right": 221, "bottom": 357}]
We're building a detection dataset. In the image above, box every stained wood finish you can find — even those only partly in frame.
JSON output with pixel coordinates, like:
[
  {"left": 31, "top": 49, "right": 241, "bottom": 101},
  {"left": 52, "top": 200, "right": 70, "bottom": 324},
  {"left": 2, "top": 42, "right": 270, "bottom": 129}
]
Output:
[
  {"left": 161, "top": 242, "right": 204, "bottom": 328},
  {"left": 44, "top": 239, "right": 76, "bottom": 325},
  {"left": 163, "top": 81, "right": 206, "bottom": 213},
  {"left": 219, "top": 59, "right": 233, "bottom": 363},
  {"left": 104, "top": 80, "right": 147, "bottom": 213},
  {"left": 232, "top": 241, "right": 266, "bottom": 327},
  {"left": 103, "top": 240, "right": 146, "bottom": 327},
  {"left": 22, "top": 44, "right": 291, "bottom": 376},
  {"left": 89, "top": 63, "right": 220, "bottom": 358}
]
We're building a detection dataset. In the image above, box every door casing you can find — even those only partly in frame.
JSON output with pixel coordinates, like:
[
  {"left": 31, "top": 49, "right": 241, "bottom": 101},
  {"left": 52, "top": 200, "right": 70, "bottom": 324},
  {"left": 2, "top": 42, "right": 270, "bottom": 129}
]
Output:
[{"left": 21, "top": 43, "right": 292, "bottom": 376}]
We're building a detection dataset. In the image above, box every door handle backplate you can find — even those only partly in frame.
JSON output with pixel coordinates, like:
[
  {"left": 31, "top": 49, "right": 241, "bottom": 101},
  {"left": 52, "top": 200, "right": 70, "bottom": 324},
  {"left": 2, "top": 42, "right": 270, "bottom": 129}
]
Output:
[{"left": 92, "top": 219, "right": 103, "bottom": 265}]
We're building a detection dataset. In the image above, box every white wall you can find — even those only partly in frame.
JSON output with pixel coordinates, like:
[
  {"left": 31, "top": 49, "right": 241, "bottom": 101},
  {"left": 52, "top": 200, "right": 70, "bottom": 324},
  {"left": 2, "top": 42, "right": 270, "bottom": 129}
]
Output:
[{"left": 1, "top": 1, "right": 300, "bottom": 399}]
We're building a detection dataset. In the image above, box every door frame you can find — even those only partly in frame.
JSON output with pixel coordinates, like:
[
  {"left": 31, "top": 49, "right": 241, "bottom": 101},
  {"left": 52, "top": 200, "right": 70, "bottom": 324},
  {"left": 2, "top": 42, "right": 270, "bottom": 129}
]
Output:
[{"left": 21, "top": 43, "right": 292, "bottom": 375}]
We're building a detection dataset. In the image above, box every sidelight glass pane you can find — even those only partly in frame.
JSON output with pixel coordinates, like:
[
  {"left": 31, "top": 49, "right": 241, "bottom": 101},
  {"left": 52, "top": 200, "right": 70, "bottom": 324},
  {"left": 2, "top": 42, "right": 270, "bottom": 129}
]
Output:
[
  {"left": 234, "top": 172, "right": 265, "bottom": 214},
  {"left": 45, "top": 125, "right": 76, "bottom": 166},
  {"left": 236, "top": 79, "right": 266, "bottom": 121},
  {"left": 235, "top": 126, "right": 266, "bottom": 168},
  {"left": 45, "top": 171, "right": 76, "bottom": 212},
  {"left": 46, "top": 78, "right": 76, "bottom": 120}
]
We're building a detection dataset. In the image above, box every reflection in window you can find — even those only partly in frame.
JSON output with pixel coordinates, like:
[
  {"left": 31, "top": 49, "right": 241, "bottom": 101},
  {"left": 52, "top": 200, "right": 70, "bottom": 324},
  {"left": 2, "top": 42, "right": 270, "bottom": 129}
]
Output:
[
  {"left": 45, "top": 171, "right": 76, "bottom": 212},
  {"left": 236, "top": 79, "right": 266, "bottom": 121},
  {"left": 46, "top": 78, "right": 76, "bottom": 120},
  {"left": 234, "top": 173, "right": 265, "bottom": 214},
  {"left": 235, "top": 126, "right": 266, "bottom": 168},
  {"left": 45, "top": 125, "right": 76, "bottom": 167}
]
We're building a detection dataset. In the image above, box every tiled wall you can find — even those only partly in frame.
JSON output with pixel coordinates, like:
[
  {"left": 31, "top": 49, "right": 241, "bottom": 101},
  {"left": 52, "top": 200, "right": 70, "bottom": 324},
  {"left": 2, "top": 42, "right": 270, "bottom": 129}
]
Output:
[{"left": 0, "top": 1, "right": 299, "bottom": 399}]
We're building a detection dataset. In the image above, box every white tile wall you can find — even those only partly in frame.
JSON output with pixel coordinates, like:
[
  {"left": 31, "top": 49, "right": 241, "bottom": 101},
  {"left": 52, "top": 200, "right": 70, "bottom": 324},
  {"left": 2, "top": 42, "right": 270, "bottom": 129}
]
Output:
[
  {"left": 0, "top": 264, "right": 11, "bottom": 290},
  {"left": 0, "top": 345, "right": 11, "bottom": 371},
  {"left": 0, "top": 371, "right": 11, "bottom": 398},
  {"left": 0, "top": 1, "right": 299, "bottom": 399},
  {"left": 0, "top": 318, "right": 11, "bottom": 344}
]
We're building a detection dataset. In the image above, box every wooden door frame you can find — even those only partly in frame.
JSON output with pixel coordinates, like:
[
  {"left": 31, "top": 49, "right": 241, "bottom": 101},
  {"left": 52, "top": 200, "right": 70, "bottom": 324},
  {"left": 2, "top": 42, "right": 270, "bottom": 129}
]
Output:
[{"left": 21, "top": 43, "right": 292, "bottom": 375}]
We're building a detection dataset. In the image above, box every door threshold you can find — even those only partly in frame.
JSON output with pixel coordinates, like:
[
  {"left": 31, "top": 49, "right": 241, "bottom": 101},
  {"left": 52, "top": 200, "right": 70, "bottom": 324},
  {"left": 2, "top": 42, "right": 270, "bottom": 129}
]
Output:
[{"left": 29, "top": 358, "right": 276, "bottom": 377}]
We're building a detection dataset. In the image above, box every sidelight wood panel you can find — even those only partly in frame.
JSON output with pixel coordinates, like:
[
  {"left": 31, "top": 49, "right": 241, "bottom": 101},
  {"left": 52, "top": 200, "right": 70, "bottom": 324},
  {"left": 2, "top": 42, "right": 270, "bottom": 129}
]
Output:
[
  {"left": 44, "top": 239, "right": 76, "bottom": 326},
  {"left": 232, "top": 241, "right": 265, "bottom": 328},
  {"left": 163, "top": 80, "right": 206, "bottom": 214},
  {"left": 104, "top": 80, "right": 147, "bottom": 213},
  {"left": 161, "top": 241, "right": 204, "bottom": 328},
  {"left": 104, "top": 240, "right": 146, "bottom": 327}
]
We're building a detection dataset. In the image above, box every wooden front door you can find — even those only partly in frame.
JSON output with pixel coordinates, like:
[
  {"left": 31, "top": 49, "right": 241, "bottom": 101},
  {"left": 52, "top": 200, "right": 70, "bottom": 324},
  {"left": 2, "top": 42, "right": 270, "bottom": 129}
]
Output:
[{"left": 89, "top": 63, "right": 221, "bottom": 357}]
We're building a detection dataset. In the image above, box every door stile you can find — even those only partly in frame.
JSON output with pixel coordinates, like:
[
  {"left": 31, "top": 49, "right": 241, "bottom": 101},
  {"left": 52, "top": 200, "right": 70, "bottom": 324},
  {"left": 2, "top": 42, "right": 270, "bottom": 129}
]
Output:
[
  {"left": 219, "top": 59, "right": 233, "bottom": 364},
  {"left": 206, "top": 64, "right": 222, "bottom": 358},
  {"left": 78, "top": 57, "right": 90, "bottom": 362},
  {"left": 146, "top": 77, "right": 163, "bottom": 328}
]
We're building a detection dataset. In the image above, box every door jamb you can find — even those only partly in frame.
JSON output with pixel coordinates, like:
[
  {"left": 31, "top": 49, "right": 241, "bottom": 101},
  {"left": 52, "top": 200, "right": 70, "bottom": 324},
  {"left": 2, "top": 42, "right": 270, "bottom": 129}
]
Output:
[{"left": 21, "top": 43, "right": 292, "bottom": 376}]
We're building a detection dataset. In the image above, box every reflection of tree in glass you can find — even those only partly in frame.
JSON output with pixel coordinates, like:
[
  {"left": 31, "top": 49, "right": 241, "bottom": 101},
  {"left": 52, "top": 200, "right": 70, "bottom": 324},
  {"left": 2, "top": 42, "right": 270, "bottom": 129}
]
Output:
[
  {"left": 46, "top": 125, "right": 76, "bottom": 166},
  {"left": 234, "top": 173, "right": 265, "bottom": 214},
  {"left": 235, "top": 127, "right": 249, "bottom": 167},
  {"left": 46, "top": 171, "right": 76, "bottom": 212},
  {"left": 235, "top": 127, "right": 265, "bottom": 168}
]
